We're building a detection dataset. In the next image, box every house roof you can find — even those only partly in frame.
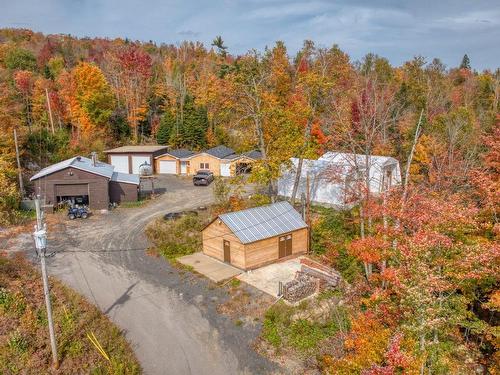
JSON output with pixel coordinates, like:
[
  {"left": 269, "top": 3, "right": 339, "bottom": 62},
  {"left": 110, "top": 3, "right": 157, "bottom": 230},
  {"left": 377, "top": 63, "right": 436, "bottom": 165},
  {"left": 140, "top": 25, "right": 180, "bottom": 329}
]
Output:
[
  {"left": 111, "top": 172, "right": 140, "bottom": 185},
  {"left": 167, "top": 148, "right": 196, "bottom": 159},
  {"left": 205, "top": 145, "right": 237, "bottom": 159},
  {"left": 218, "top": 201, "right": 307, "bottom": 244},
  {"left": 242, "top": 150, "right": 262, "bottom": 160},
  {"left": 30, "top": 156, "right": 115, "bottom": 181},
  {"left": 104, "top": 145, "right": 168, "bottom": 153}
]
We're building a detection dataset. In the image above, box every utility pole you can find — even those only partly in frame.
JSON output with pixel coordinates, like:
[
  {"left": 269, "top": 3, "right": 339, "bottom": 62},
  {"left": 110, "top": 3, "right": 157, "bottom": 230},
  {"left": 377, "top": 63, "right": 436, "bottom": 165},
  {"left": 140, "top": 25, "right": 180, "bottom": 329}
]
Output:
[
  {"left": 305, "top": 173, "right": 311, "bottom": 253},
  {"left": 13, "top": 128, "right": 24, "bottom": 198},
  {"left": 45, "top": 88, "right": 55, "bottom": 134},
  {"left": 33, "top": 197, "right": 58, "bottom": 368}
]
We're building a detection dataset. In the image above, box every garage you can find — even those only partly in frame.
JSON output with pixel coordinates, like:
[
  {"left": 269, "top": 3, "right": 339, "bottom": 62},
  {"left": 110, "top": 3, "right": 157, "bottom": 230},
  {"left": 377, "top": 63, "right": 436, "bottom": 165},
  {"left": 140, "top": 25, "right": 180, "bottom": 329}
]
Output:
[
  {"left": 110, "top": 155, "right": 129, "bottom": 174},
  {"left": 31, "top": 155, "right": 140, "bottom": 211},
  {"left": 159, "top": 160, "right": 177, "bottom": 174},
  {"left": 105, "top": 145, "right": 169, "bottom": 174},
  {"left": 132, "top": 155, "right": 151, "bottom": 174},
  {"left": 55, "top": 183, "right": 89, "bottom": 206}
]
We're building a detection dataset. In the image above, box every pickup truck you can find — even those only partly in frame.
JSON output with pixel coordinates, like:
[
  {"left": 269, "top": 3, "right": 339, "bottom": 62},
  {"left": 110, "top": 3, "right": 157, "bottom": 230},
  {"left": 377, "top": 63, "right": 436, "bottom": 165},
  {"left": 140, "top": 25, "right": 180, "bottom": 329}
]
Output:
[{"left": 193, "top": 170, "right": 214, "bottom": 186}]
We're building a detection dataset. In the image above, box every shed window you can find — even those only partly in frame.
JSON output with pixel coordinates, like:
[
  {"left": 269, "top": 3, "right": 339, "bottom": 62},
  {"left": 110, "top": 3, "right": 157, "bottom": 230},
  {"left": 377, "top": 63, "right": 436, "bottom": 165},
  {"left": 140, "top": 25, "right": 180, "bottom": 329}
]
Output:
[{"left": 200, "top": 163, "right": 209, "bottom": 169}]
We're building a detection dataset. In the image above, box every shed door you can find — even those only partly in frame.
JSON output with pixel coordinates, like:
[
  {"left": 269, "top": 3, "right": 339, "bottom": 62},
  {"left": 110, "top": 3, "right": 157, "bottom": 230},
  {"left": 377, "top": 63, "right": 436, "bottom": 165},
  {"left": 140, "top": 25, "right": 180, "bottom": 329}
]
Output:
[
  {"left": 220, "top": 163, "right": 231, "bottom": 177},
  {"left": 110, "top": 155, "right": 129, "bottom": 174},
  {"left": 285, "top": 234, "right": 292, "bottom": 256},
  {"left": 132, "top": 156, "right": 150, "bottom": 174},
  {"left": 223, "top": 240, "right": 231, "bottom": 263},
  {"left": 279, "top": 234, "right": 292, "bottom": 258},
  {"left": 159, "top": 160, "right": 176, "bottom": 174}
]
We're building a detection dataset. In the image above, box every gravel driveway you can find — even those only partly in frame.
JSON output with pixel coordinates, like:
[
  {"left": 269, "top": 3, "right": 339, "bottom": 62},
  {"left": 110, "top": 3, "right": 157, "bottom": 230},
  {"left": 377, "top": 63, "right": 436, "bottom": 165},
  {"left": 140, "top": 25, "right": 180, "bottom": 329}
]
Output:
[{"left": 9, "top": 176, "right": 278, "bottom": 375}]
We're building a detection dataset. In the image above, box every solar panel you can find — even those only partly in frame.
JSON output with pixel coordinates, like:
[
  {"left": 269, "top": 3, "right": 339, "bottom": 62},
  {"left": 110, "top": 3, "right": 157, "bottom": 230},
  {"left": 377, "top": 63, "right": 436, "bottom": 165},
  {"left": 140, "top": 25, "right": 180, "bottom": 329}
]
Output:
[{"left": 218, "top": 201, "right": 307, "bottom": 244}]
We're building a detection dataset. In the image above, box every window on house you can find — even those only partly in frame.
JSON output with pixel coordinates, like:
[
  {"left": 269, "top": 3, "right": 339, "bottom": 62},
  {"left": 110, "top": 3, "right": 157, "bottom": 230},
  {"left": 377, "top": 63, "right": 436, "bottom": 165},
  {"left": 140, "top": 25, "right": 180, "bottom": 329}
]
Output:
[{"left": 200, "top": 163, "right": 209, "bottom": 169}]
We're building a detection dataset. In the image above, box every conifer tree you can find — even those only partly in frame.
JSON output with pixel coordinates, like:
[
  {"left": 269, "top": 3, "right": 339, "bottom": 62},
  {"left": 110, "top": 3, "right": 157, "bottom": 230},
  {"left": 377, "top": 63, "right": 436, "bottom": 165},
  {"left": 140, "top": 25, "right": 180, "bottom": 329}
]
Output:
[{"left": 460, "top": 54, "right": 471, "bottom": 70}]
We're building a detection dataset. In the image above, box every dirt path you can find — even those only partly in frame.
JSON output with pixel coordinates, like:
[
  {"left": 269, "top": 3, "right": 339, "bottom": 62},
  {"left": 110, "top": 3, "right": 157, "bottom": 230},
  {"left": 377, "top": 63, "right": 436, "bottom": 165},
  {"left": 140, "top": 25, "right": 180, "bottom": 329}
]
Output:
[{"left": 9, "top": 178, "right": 279, "bottom": 375}]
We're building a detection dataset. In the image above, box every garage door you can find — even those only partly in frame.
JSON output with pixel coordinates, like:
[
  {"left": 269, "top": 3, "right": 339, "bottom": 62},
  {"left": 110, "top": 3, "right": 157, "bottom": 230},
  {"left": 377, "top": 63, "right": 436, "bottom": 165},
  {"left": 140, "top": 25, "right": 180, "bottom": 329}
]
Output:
[
  {"left": 55, "top": 183, "right": 89, "bottom": 196},
  {"left": 132, "top": 156, "right": 151, "bottom": 174},
  {"left": 220, "top": 163, "right": 231, "bottom": 177},
  {"left": 159, "top": 160, "right": 176, "bottom": 174},
  {"left": 110, "top": 155, "right": 129, "bottom": 174}
]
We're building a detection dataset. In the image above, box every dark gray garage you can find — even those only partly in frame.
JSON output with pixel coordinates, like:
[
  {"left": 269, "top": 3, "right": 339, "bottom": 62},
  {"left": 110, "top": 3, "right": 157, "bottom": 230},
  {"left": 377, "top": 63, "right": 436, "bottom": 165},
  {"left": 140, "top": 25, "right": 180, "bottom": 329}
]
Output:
[{"left": 30, "top": 155, "right": 140, "bottom": 211}]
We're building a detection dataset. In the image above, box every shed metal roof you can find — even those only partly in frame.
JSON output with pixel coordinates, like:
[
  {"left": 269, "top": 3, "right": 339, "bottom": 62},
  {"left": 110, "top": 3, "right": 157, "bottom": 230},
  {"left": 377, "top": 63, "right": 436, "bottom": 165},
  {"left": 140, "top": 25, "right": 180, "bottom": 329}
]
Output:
[
  {"left": 104, "top": 145, "right": 168, "bottom": 153},
  {"left": 30, "top": 156, "right": 115, "bottom": 181},
  {"left": 218, "top": 201, "right": 307, "bottom": 244},
  {"left": 111, "top": 172, "right": 140, "bottom": 185}
]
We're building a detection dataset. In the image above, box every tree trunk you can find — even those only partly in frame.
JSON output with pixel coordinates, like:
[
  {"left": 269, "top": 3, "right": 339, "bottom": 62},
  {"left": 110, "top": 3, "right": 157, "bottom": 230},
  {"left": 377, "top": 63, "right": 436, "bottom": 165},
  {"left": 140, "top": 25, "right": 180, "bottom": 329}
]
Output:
[{"left": 290, "top": 157, "right": 303, "bottom": 203}]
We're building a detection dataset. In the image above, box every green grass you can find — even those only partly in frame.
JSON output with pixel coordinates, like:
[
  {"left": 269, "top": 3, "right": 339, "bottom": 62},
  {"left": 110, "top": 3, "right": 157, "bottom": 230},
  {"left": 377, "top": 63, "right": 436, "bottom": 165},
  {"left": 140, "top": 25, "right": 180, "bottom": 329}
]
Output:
[
  {"left": 119, "top": 199, "right": 149, "bottom": 208},
  {"left": 145, "top": 213, "right": 208, "bottom": 261},
  {"left": 261, "top": 300, "right": 349, "bottom": 354}
]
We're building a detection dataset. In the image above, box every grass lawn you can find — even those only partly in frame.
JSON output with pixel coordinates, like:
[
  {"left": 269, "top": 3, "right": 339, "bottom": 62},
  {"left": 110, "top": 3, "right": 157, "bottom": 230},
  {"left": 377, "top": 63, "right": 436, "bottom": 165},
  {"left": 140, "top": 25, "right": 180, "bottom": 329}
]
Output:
[{"left": 0, "top": 254, "right": 141, "bottom": 374}]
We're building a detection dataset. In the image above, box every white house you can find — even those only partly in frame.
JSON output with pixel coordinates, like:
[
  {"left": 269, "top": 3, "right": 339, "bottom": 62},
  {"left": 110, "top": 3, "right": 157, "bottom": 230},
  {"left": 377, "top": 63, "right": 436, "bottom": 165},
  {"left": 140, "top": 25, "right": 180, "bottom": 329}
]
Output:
[{"left": 277, "top": 152, "right": 402, "bottom": 207}]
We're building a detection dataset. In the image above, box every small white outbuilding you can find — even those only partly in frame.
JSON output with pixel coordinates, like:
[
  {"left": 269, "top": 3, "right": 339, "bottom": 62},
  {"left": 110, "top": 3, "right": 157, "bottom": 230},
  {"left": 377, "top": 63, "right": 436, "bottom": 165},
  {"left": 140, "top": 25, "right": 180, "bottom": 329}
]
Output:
[{"left": 277, "top": 152, "right": 402, "bottom": 207}]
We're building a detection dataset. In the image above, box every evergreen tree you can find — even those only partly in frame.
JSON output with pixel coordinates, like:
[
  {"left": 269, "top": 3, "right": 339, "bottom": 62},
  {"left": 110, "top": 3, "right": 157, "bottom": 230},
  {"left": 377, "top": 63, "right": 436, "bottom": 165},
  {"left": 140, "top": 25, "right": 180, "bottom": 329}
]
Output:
[
  {"left": 177, "top": 96, "right": 209, "bottom": 149},
  {"left": 460, "top": 54, "right": 471, "bottom": 70},
  {"left": 157, "top": 110, "right": 175, "bottom": 144}
]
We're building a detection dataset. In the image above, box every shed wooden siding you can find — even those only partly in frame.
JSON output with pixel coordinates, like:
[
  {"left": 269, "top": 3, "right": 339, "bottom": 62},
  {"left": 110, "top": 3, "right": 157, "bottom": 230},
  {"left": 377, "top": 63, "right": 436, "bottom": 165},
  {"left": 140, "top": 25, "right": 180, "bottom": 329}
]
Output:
[
  {"left": 244, "top": 227, "right": 308, "bottom": 269},
  {"left": 109, "top": 181, "right": 138, "bottom": 203},
  {"left": 33, "top": 167, "right": 109, "bottom": 210},
  {"left": 202, "top": 219, "right": 245, "bottom": 268},
  {"left": 155, "top": 154, "right": 179, "bottom": 174},
  {"left": 202, "top": 220, "right": 308, "bottom": 270}
]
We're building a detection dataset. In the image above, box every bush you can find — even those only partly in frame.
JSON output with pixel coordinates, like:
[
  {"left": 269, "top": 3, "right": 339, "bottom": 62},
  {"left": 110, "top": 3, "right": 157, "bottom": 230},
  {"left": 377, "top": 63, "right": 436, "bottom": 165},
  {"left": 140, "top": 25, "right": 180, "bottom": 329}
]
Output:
[{"left": 146, "top": 213, "right": 206, "bottom": 260}]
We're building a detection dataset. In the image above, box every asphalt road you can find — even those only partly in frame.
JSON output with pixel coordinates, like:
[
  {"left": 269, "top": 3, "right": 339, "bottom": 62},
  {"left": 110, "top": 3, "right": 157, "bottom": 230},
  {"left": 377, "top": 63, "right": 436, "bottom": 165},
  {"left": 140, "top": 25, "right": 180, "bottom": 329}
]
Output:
[{"left": 10, "top": 176, "right": 279, "bottom": 375}]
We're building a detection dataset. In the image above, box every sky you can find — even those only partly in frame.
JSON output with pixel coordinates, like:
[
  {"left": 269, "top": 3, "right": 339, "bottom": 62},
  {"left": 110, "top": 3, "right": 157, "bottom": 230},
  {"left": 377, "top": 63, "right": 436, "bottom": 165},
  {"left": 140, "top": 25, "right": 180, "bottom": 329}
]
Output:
[{"left": 1, "top": 0, "right": 499, "bottom": 70}]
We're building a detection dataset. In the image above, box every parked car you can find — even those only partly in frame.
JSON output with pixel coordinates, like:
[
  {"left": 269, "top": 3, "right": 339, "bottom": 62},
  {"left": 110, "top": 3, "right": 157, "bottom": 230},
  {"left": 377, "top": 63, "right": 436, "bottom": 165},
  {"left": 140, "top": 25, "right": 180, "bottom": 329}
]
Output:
[
  {"left": 193, "top": 170, "right": 214, "bottom": 186},
  {"left": 68, "top": 205, "right": 89, "bottom": 220}
]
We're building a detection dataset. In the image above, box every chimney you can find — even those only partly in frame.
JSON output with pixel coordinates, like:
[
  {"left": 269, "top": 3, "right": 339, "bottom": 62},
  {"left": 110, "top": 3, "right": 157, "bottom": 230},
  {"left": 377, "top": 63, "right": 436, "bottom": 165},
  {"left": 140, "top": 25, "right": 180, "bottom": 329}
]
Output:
[{"left": 91, "top": 152, "right": 97, "bottom": 167}]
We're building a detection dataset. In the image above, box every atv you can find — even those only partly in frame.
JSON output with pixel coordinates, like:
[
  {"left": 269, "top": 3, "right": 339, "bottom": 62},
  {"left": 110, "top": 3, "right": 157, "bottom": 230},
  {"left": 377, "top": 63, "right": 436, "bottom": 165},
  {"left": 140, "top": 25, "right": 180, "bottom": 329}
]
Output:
[{"left": 68, "top": 205, "right": 89, "bottom": 220}]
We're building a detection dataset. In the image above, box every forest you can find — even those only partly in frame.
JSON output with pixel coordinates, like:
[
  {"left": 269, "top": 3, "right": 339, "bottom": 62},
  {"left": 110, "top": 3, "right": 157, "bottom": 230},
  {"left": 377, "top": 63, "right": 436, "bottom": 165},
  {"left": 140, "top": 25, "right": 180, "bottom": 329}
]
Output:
[{"left": 0, "top": 28, "right": 498, "bottom": 373}]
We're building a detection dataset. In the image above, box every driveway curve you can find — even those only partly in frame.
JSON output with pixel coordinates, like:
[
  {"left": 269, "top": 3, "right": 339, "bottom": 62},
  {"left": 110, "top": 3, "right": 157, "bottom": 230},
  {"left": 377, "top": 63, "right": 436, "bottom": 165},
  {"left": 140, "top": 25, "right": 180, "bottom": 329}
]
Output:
[{"left": 12, "top": 177, "right": 279, "bottom": 375}]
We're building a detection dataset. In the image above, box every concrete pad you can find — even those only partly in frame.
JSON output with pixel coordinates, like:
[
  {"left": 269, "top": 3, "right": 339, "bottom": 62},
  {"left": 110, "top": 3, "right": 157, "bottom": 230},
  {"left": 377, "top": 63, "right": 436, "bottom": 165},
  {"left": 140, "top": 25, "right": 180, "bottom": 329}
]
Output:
[
  {"left": 177, "top": 252, "right": 242, "bottom": 282},
  {"left": 237, "top": 256, "right": 304, "bottom": 297}
]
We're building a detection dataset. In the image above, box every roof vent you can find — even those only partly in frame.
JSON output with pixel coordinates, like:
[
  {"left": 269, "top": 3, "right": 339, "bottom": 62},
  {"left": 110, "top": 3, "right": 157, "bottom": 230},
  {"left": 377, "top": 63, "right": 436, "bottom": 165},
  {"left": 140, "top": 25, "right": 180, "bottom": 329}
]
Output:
[
  {"left": 76, "top": 156, "right": 81, "bottom": 162},
  {"left": 91, "top": 151, "right": 97, "bottom": 167}
]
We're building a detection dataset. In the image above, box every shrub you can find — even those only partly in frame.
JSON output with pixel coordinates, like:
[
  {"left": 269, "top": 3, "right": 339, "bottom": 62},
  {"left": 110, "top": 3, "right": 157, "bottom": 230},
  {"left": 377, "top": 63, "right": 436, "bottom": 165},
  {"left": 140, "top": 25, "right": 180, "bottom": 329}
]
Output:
[{"left": 146, "top": 213, "right": 206, "bottom": 260}]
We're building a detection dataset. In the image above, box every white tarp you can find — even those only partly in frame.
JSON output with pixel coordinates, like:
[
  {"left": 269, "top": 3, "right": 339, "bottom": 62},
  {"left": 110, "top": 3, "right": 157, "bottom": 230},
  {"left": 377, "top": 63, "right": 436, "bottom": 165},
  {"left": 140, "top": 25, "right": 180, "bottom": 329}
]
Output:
[{"left": 278, "top": 152, "right": 402, "bottom": 207}]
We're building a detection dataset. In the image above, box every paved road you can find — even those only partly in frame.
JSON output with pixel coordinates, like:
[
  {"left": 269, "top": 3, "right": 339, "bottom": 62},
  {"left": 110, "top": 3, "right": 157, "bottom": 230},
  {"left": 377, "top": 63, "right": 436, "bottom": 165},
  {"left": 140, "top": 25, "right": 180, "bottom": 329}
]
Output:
[{"left": 10, "top": 176, "right": 279, "bottom": 375}]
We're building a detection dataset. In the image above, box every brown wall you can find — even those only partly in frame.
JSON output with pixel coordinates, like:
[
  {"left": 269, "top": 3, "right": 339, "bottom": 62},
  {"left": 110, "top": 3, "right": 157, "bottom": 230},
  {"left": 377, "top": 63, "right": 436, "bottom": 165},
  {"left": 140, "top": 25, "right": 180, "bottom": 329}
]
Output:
[
  {"left": 202, "top": 220, "right": 246, "bottom": 269},
  {"left": 109, "top": 181, "right": 138, "bottom": 203},
  {"left": 33, "top": 167, "right": 109, "bottom": 210},
  {"left": 202, "top": 219, "right": 308, "bottom": 270},
  {"left": 244, "top": 227, "right": 308, "bottom": 269}
]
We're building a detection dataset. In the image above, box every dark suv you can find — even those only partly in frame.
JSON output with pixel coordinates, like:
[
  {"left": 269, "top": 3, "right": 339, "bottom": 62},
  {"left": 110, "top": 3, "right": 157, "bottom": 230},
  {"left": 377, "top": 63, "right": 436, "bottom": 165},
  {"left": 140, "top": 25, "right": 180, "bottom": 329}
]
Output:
[{"left": 193, "top": 170, "right": 214, "bottom": 186}]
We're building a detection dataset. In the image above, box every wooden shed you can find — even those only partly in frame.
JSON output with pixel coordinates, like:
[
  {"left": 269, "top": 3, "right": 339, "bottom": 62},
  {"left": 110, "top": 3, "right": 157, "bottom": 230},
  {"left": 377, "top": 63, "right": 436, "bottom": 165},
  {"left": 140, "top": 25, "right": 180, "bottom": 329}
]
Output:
[
  {"left": 105, "top": 145, "right": 169, "bottom": 174},
  {"left": 202, "top": 201, "right": 308, "bottom": 270}
]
